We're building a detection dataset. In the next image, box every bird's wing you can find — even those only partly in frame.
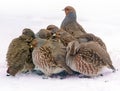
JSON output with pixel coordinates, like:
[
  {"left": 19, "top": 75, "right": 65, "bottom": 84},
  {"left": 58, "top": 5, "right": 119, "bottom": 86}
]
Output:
[
  {"left": 77, "top": 42, "right": 108, "bottom": 67},
  {"left": 6, "top": 38, "right": 30, "bottom": 66}
]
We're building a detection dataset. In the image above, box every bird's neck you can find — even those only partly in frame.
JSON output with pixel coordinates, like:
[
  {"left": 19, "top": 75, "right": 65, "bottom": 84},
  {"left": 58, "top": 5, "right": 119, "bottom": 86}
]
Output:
[
  {"left": 67, "top": 12, "right": 77, "bottom": 21},
  {"left": 61, "top": 12, "right": 77, "bottom": 28}
]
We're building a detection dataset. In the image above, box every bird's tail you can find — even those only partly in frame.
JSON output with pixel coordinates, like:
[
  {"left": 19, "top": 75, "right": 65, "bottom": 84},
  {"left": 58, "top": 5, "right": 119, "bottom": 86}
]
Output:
[
  {"left": 64, "top": 65, "right": 74, "bottom": 75},
  {"left": 108, "top": 63, "right": 116, "bottom": 72}
]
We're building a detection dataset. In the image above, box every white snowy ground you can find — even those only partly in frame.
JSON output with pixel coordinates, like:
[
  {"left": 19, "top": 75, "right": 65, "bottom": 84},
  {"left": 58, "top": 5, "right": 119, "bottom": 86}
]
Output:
[{"left": 0, "top": 0, "right": 120, "bottom": 91}]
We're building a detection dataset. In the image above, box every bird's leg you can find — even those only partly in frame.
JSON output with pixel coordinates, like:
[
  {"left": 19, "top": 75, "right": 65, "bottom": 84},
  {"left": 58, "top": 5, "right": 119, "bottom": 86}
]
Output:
[
  {"left": 42, "top": 75, "right": 49, "bottom": 79},
  {"left": 42, "top": 74, "right": 51, "bottom": 79},
  {"left": 100, "top": 74, "right": 103, "bottom": 76},
  {"left": 6, "top": 73, "right": 10, "bottom": 76},
  {"left": 78, "top": 74, "right": 91, "bottom": 78},
  {"left": 32, "top": 69, "right": 44, "bottom": 76}
]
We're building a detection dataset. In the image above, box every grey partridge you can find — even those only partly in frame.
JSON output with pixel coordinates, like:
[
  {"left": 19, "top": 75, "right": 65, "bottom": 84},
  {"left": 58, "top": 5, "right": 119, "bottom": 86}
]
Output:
[
  {"left": 66, "top": 40, "right": 115, "bottom": 77},
  {"left": 32, "top": 37, "right": 73, "bottom": 78},
  {"left": 61, "top": 6, "right": 86, "bottom": 38},
  {"left": 6, "top": 28, "right": 35, "bottom": 76}
]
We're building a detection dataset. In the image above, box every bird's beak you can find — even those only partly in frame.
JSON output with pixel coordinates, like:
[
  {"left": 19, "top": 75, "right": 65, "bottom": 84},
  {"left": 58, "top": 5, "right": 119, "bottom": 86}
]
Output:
[
  {"left": 52, "top": 33, "right": 56, "bottom": 37},
  {"left": 30, "top": 45, "right": 33, "bottom": 48},
  {"left": 51, "top": 33, "right": 56, "bottom": 39}
]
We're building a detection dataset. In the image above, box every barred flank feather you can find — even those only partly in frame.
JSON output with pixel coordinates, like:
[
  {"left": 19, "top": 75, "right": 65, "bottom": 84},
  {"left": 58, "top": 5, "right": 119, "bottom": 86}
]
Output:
[
  {"left": 32, "top": 46, "right": 54, "bottom": 76},
  {"left": 32, "top": 38, "right": 73, "bottom": 77},
  {"left": 74, "top": 54, "right": 100, "bottom": 76},
  {"left": 66, "top": 40, "right": 115, "bottom": 77}
]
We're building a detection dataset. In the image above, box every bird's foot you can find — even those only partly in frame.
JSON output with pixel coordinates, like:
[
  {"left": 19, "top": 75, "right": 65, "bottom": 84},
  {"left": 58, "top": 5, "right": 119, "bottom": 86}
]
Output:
[
  {"left": 32, "top": 69, "right": 44, "bottom": 76},
  {"left": 100, "top": 74, "right": 103, "bottom": 76},
  {"left": 112, "top": 69, "right": 118, "bottom": 73},
  {"left": 78, "top": 74, "right": 91, "bottom": 78},
  {"left": 6, "top": 73, "right": 10, "bottom": 76},
  {"left": 42, "top": 75, "right": 49, "bottom": 79}
]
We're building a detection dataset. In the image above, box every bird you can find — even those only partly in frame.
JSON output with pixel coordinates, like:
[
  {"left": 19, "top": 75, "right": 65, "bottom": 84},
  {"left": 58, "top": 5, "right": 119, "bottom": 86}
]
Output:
[
  {"left": 66, "top": 40, "right": 115, "bottom": 77},
  {"left": 22, "top": 28, "right": 35, "bottom": 38},
  {"left": 55, "top": 29, "right": 76, "bottom": 47},
  {"left": 6, "top": 28, "right": 35, "bottom": 76},
  {"left": 77, "top": 33, "right": 107, "bottom": 50},
  {"left": 32, "top": 37, "right": 73, "bottom": 78},
  {"left": 61, "top": 6, "right": 86, "bottom": 38},
  {"left": 45, "top": 25, "right": 76, "bottom": 47},
  {"left": 55, "top": 28, "right": 107, "bottom": 51},
  {"left": 46, "top": 24, "right": 59, "bottom": 34},
  {"left": 35, "top": 29, "right": 52, "bottom": 39},
  {"left": 60, "top": 6, "right": 107, "bottom": 50}
]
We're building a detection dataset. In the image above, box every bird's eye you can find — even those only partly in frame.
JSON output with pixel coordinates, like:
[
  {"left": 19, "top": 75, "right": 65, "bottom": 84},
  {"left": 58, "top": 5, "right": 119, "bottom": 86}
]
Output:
[
  {"left": 57, "top": 33, "right": 61, "bottom": 35},
  {"left": 59, "top": 33, "right": 61, "bottom": 35},
  {"left": 48, "top": 28, "right": 52, "bottom": 30},
  {"left": 71, "top": 32, "right": 74, "bottom": 34},
  {"left": 65, "top": 8, "right": 69, "bottom": 11}
]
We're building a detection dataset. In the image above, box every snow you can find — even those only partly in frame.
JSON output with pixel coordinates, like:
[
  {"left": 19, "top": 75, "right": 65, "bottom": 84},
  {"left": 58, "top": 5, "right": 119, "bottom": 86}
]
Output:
[{"left": 0, "top": 0, "right": 120, "bottom": 91}]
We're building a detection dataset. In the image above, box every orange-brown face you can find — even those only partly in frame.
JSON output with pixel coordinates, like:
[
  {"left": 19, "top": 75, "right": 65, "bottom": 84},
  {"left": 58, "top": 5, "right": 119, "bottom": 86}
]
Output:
[
  {"left": 31, "top": 39, "right": 38, "bottom": 48},
  {"left": 64, "top": 8, "right": 70, "bottom": 15},
  {"left": 63, "top": 6, "right": 76, "bottom": 15},
  {"left": 55, "top": 30, "right": 65, "bottom": 38}
]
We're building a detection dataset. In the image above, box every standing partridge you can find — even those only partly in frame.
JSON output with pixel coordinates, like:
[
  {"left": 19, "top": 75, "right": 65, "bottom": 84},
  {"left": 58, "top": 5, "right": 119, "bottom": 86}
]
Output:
[
  {"left": 66, "top": 40, "right": 115, "bottom": 77},
  {"left": 6, "top": 28, "right": 35, "bottom": 76},
  {"left": 61, "top": 6, "right": 86, "bottom": 38},
  {"left": 32, "top": 37, "right": 73, "bottom": 78}
]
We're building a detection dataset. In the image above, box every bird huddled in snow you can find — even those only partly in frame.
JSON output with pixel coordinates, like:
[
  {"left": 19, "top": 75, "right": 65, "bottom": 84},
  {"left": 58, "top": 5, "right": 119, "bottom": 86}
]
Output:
[
  {"left": 6, "top": 28, "right": 35, "bottom": 76},
  {"left": 32, "top": 37, "right": 73, "bottom": 78},
  {"left": 66, "top": 40, "right": 115, "bottom": 77},
  {"left": 61, "top": 6, "right": 86, "bottom": 38}
]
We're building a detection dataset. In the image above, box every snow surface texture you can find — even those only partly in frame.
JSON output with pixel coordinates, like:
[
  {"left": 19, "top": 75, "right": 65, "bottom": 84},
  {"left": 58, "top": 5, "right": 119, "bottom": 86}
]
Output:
[{"left": 0, "top": 0, "right": 120, "bottom": 91}]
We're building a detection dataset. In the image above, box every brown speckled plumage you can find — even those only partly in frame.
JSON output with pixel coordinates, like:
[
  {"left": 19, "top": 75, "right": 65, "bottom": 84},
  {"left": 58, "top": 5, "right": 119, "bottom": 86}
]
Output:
[
  {"left": 6, "top": 28, "right": 35, "bottom": 76},
  {"left": 46, "top": 25, "right": 59, "bottom": 34},
  {"left": 55, "top": 29, "right": 76, "bottom": 47},
  {"left": 32, "top": 38, "right": 73, "bottom": 77},
  {"left": 35, "top": 29, "right": 52, "bottom": 39},
  {"left": 66, "top": 40, "right": 115, "bottom": 77},
  {"left": 78, "top": 33, "right": 107, "bottom": 50}
]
